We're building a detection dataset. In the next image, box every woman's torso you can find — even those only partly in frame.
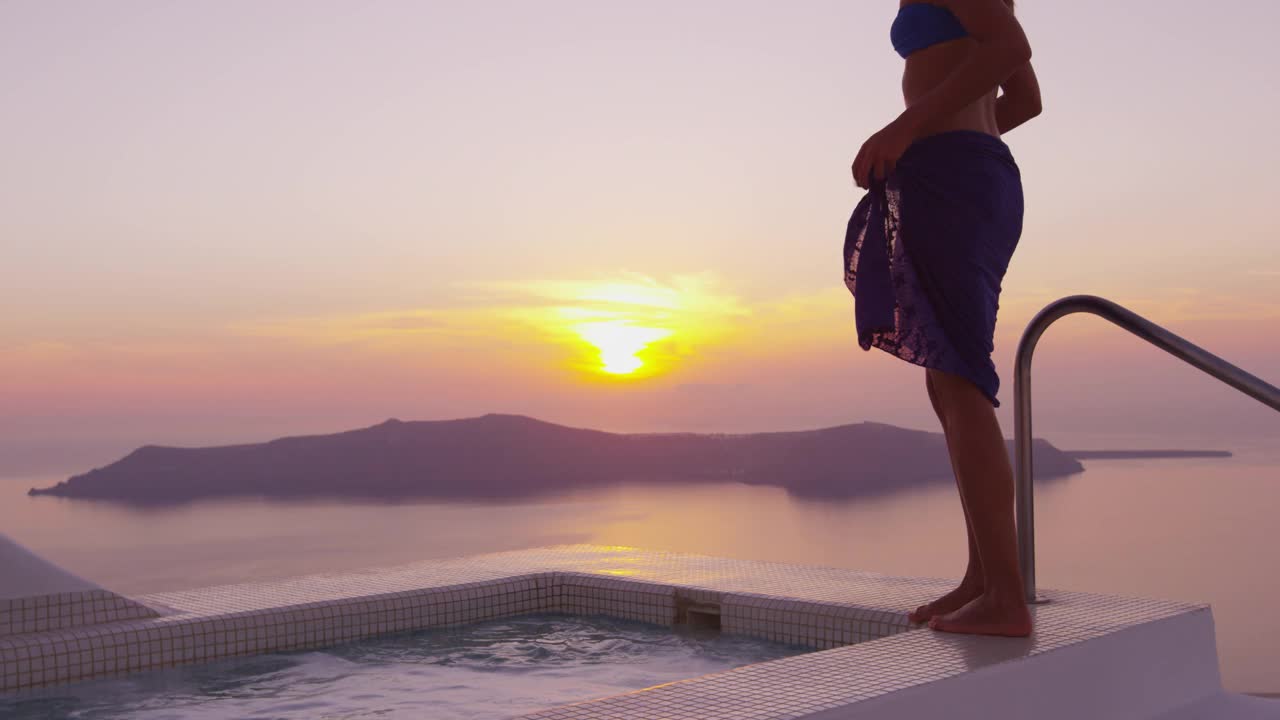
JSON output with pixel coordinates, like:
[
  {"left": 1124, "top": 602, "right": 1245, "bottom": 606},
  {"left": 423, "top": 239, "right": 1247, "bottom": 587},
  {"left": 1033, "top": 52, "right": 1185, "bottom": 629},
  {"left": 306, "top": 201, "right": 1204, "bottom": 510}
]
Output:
[{"left": 899, "top": 2, "right": 1001, "bottom": 138}]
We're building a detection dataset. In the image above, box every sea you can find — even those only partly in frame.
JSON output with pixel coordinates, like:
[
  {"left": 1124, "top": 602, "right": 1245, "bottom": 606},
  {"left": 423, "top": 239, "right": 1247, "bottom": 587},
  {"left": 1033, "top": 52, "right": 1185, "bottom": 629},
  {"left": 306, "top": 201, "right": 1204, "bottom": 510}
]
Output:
[{"left": 2, "top": 440, "right": 1277, "bottom": 694}]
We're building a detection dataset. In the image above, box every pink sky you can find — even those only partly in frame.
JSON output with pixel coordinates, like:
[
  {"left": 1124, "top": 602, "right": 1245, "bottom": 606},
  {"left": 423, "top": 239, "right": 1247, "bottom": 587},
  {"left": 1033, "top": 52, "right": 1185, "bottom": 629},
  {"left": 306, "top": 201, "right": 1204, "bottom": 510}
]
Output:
[{"left": 2, "top": 1, "right": 1278, "bottom": 473}]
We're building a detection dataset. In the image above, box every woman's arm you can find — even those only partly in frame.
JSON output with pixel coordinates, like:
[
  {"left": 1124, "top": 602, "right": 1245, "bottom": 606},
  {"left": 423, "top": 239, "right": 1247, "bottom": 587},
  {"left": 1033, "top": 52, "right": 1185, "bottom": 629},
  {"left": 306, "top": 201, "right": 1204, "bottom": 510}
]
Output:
[{"left": 996, "top": 61, "right": 1042, "bottom": 134}]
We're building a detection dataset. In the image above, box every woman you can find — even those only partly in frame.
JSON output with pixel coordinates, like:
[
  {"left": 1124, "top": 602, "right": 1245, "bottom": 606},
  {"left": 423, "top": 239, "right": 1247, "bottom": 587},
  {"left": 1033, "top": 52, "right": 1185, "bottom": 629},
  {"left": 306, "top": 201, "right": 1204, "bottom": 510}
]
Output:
[{"left": 845, "top": 0, "right": 1042, "bottom": 637}]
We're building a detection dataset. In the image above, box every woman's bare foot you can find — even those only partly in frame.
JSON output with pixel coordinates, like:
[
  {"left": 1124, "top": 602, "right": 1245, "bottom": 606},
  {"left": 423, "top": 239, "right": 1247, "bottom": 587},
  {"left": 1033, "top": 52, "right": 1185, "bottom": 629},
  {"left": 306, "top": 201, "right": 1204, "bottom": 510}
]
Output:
[
  {"left": 907, "top": 580, "right": 983, "bottom": 625},
  {"left": 928, "top": 592, "right": 1032, "bottom": 637}
]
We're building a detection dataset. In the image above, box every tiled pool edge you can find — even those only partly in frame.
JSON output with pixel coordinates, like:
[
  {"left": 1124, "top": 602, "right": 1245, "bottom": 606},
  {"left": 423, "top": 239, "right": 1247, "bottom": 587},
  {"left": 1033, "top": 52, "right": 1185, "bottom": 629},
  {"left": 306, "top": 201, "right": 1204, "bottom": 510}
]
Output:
[
  {"left": 0, "top": 589, "right": 159, "bottom": 637},
  {"left": 0, "top": 545, "right": 1217, "bottom": 720},
  {"left": 0, "top": 571, "right": 910, "bottom": 693}
]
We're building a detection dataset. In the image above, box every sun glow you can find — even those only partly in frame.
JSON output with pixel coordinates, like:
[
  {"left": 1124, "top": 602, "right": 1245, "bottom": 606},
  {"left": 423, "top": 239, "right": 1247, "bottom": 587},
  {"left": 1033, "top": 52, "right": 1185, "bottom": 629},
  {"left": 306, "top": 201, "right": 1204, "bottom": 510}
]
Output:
[
  {"left": 573, "top": 321, "right": 674, "bottom": 375},
  {"left": 465, "top": 273, "right": 749, "bottom": 379}
]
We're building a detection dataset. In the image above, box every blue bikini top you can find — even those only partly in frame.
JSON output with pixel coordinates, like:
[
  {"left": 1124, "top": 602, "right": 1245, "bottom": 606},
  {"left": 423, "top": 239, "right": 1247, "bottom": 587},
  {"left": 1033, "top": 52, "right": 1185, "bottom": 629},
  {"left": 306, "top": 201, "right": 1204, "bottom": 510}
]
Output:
[{"left": 891, "top": 3, "right": 969, "bottom": 58}]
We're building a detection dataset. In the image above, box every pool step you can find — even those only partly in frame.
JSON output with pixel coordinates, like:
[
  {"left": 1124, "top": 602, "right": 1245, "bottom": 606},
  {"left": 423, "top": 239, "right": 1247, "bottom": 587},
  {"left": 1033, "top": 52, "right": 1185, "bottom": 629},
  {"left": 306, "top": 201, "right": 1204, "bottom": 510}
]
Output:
[{"left": 675, "top": 595, "right": 722, "bottom": 631}]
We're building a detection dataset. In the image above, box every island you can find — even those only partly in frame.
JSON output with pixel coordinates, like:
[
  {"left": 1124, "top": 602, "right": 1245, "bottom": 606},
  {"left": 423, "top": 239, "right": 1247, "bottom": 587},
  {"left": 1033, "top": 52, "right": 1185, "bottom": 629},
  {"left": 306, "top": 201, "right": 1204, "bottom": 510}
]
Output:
[{"left": 29, "top": 414, "right": 1086, "bottom": 503}]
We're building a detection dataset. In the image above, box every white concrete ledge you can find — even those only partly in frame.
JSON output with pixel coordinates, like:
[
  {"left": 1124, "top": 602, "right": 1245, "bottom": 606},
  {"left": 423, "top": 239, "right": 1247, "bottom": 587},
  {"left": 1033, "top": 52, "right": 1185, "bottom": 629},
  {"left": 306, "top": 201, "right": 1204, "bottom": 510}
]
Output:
[
  {"left": 0, "top": 534, "right": 97, "bottom": 601},
  {"left": 0, "top": 534, "right": 160, "bottom": 637}
]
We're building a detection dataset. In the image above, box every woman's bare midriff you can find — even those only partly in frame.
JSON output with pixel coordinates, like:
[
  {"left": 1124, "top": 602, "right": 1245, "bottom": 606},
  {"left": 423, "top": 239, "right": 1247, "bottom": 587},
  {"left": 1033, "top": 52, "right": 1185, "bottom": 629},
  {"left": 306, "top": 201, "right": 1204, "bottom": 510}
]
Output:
[{"left": 903, "top": 38, "right": 1000, "bottom": 139}]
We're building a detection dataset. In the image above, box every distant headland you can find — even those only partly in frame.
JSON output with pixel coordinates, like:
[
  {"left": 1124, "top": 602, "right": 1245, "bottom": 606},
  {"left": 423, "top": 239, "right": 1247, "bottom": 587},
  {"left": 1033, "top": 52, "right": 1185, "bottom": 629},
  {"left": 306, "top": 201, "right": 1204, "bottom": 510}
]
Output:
[
  {"left": 1065, "top": 450, "right": 1233, "bottom": 460},
  {"left": 29, "top": 414, "right": 1087, "bottom": 504}
]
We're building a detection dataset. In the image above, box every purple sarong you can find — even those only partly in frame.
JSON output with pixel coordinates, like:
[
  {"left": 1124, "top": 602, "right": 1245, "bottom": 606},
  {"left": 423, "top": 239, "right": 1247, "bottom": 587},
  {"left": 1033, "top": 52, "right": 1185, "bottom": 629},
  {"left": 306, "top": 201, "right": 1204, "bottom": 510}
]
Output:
[{"left": 843, "top": 129, "right": 1023, "bottom": 407}]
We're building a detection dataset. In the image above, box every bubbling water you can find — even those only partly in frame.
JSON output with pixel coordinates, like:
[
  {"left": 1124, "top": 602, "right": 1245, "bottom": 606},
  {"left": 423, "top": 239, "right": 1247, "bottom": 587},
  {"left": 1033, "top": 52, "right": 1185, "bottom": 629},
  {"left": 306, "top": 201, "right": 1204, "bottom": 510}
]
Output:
[{"left": 0, "top": 615, "right": 808, "bottom": 719}]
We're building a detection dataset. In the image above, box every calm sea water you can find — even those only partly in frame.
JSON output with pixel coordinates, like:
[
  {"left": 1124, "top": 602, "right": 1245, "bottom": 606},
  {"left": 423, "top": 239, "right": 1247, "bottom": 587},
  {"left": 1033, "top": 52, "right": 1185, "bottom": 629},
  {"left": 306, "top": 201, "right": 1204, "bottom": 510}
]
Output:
[
  {"left": 2, "top": 443, "right": 1277, "bottom": 693},
  {"left": 0, "top": 615, "right": 805, "bottom": 719}
]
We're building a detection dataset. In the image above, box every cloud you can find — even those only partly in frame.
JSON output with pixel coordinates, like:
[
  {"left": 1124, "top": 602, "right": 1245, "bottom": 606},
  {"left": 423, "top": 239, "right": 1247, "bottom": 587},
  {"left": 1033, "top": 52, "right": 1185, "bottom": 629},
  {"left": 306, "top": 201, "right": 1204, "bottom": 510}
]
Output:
[
  {"left": 464, "top": 272, "right": 753, "bottom": 321},
  {"left": 368, "top": 314, "right": 451, "bottom": 331},
  {"left": 225, "top": 272, "right": 760, "bottom": 378},
  {"left": 676, "top": 382, "right": 750, "bottom": 394}
]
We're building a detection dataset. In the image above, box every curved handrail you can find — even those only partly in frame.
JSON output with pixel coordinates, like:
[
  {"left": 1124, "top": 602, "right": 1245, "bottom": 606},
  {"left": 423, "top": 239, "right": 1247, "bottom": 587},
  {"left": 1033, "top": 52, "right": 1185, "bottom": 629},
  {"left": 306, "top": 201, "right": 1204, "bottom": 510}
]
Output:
[{"left": 1014, "top": 294, "right": 1280, "bottom": 603}]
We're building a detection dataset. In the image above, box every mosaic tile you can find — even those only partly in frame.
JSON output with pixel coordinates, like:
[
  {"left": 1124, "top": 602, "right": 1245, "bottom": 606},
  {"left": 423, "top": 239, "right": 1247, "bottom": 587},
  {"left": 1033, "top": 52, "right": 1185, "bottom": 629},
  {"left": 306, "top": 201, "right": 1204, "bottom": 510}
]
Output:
[{"left": 0, "top": 589, "right": 158, "bottom": 637}]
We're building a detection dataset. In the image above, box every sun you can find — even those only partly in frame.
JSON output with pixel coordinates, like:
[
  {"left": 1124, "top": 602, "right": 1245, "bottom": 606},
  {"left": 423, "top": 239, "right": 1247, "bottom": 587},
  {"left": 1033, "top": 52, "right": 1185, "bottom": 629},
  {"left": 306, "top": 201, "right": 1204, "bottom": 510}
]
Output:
[
  {"left": 518, "top": 274, "right": 742, "bottom": 379},
  {"left": 573, "top": 321, "right": 674, "bottom": 375}
]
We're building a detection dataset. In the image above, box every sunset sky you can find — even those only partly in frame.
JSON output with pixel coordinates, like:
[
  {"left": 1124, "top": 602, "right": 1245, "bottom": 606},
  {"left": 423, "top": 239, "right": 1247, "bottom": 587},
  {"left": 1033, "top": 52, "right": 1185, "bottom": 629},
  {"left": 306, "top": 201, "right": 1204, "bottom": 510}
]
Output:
[{"left": 3, "top": 0, "right": 1278, "bottom": 473}]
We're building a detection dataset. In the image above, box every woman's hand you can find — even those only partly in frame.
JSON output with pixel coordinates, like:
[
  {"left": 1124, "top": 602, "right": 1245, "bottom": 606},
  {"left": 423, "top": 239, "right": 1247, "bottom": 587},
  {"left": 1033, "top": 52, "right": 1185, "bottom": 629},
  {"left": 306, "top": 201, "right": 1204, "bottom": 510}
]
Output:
[{"left": 851, "top": 114, "right": 919, "bottom": 189}]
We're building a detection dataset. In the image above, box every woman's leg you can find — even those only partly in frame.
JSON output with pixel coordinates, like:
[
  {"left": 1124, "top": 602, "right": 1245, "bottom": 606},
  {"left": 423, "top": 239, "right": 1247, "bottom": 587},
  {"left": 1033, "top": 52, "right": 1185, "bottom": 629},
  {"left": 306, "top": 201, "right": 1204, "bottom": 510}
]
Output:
[
  {"left": 908, "top": 372, "right": 985, "bottom": 623},
  {"left": 924, "top": 368, "right": 1032, "bottom": 637}
]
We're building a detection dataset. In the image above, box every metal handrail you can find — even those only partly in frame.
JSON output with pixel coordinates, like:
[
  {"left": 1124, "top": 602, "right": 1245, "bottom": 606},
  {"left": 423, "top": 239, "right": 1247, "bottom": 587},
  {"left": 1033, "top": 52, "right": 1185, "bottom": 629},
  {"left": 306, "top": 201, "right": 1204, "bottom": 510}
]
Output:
[{"left": 1014, "top": 294, "right": 1280, "bottom": 603}]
